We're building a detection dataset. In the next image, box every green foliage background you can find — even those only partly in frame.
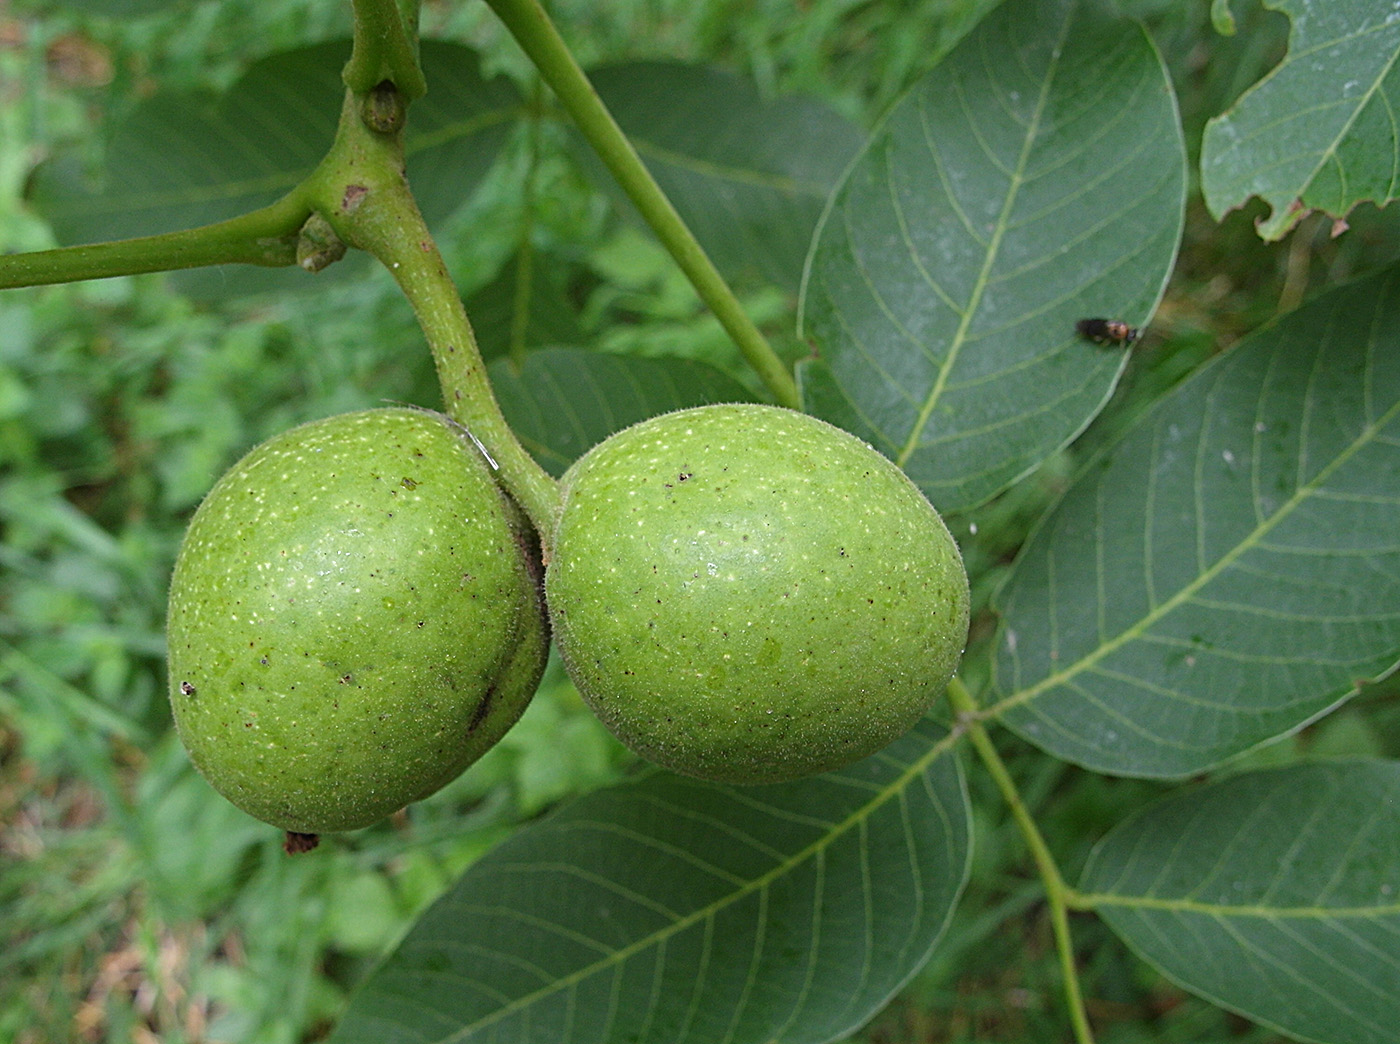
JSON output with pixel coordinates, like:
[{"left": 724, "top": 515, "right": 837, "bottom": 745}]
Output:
[{"left": 3, "top": 1, "right": 1400, "bottom": 1042}]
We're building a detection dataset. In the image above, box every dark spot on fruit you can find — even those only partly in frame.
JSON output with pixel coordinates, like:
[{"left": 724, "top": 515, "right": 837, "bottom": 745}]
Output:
[
  {"left": 467, "top": 680, "right": 498, "bottom": 732},
  {"left": 168, "top": 408, "right": 551, "bottom": 833}
]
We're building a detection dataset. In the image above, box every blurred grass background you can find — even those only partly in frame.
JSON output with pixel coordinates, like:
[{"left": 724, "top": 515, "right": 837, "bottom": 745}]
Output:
[{"left": 3, "top": 0, "right": 1400, "bottom": 1042}]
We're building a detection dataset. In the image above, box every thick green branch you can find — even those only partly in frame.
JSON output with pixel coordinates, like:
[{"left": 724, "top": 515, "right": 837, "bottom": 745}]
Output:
[
  {"left": 948, "top": 678, "right": 1097, "bottom": 1044},
  {"left": 344, "top": 0, "right": 427, "bottom": 100},
  {"left": 306, "top": 93, "right": 559, "bottom": 537},
  {"left": 483, "top": 0, "right": 799, "bottom": 409},
  {"left": 0, "top": 193, "right": 310, "bottom": 290},
  {"left": 336, "top": 3, "right": 559, "bottom": 528}
]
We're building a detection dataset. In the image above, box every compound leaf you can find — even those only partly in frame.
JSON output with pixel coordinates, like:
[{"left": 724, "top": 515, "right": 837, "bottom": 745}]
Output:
[
  {"left": 489, "top": 348, "right": 755, "bottom": 476},
  {"left": 329, "top": 721, "right": 971, "bottom": 1044},
  {"left": 582, "top": 61, "right": 864, "bottom": 294},
  {"left": 797, "top": 0, "right": 1185, "bottom": 513},
  {"left": 1082, "top": 760, "right": 1400, "bottom": 1044},
  {"left": 1201, "top": 0, "right": 1400, "bottom": 241},
  {"left": 990, "top": 262, "right": 1400, "bottom": 777}
]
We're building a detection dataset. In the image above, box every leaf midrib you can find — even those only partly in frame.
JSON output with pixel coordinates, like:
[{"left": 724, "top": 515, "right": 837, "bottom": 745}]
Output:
[
  {"left": 1208, "top": 11, "right": 1400, "bottom": 233},
  {"left": 1082, "top": 892, "right": 1400, "bottom": 920},
  {"left": 433, "top": 729, "right": 963, "bottom": 1044},
  {"left": 989, "top": 366, "right": 1400, "bottom": 720},
  {"left": 895, "top": 12, "right": 1071, "bottom": 468},
  {"left": 631, "top": 137, "right": 833, "bottom": 197}
]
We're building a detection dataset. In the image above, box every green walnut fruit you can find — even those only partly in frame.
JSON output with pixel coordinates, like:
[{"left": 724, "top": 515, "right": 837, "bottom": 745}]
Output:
[
  {"left": 166, "top": 408, "right": 547, "bottom": 836},
  {"left": 545, "top": 403, "right": 969, "bottom": 785}
]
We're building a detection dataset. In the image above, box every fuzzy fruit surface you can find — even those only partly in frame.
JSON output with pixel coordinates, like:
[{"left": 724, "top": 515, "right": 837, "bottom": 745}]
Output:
[
  {"left": 166, "top": 408, "right": 547, "bottom": 833},
  {"left": 546, "top": 404, "right": 969, "bottom": 784}
]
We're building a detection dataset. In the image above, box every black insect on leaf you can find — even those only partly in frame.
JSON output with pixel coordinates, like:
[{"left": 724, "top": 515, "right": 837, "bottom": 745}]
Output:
[{"left": 1076, "top": 317, "right": 1140, "bottom": 345}]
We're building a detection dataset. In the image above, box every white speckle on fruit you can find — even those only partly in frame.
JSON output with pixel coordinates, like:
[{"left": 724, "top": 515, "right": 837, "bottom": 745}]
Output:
[
  {"left": 167, "top": 408, "right": 548, "bottom": 834},
  {"left": 545, "top": 403, "right": 969, "bottom": 785}
]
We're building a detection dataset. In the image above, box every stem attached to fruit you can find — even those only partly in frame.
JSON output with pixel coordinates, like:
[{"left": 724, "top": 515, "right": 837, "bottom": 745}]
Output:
[
  {"left": 0, "top": 193, "right": 311, "bottom": 290},
  {"left": 306, "top": 91, "right": 561, "bottom": 537},
  {"left": 947, "top": 677, "right": 1098, "bottom": 1044},
  {"left": 483, "top": 0, "right": 801, "bottom": 409}
]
